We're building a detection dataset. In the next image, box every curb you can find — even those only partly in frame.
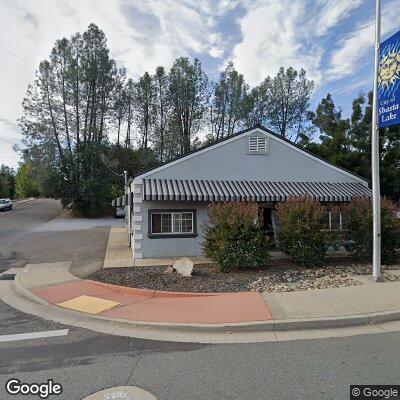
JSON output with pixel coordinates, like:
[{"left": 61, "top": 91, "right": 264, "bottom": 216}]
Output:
[
  {"left": 11, "top": 269, "right": 400, "bottom": 334},
  {"left": 13, "top": 197, "right": 36, "bottom": 205}
]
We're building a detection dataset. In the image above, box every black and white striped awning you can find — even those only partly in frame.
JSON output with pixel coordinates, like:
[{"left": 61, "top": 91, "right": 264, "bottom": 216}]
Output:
[
  {"left": 142, "top": 179, "right": 371, "bottom": 202},
  {"left": 112, "top": 193, "right": 130, "bottom": 207}
]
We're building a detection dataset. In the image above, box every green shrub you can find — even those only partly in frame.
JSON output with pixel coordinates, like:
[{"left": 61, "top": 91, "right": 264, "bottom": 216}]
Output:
[
  {"left": 203, "top": 202, "right": 270, "bottom": 271},
  {"left": 276, "top": 197, "right": 328, "bottom": 267},
  {"left": 344, "top": 197, "right": 400, "bottom": 264}
]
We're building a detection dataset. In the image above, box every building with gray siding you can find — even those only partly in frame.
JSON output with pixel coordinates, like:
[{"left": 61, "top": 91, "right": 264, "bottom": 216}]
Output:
[{"left": 112, "top": 125, "right": 371, "bottom": 261}]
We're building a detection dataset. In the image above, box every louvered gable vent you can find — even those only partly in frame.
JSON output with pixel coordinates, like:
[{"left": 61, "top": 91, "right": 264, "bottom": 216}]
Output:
[{"left": 248, "top": 136, "right": 267, "bottom": 152}]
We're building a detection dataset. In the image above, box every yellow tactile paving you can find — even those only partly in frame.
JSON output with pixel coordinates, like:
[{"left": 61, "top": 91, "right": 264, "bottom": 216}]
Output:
[{"left": 57, "top": 295, "right": 120, "bottom": 314}]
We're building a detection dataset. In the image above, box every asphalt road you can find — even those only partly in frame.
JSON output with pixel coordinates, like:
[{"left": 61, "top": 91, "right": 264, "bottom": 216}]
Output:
[
  {"left": 0, "top": 199, "right": 62, "bottom": 271},
  {"left": 0, "top": 198, "right": 120, "bottom": 276},
  {"left": 1, "top": 297, "right": 400, "bottom": 400},
  {"left": 0, "top": 200, "right": 399, "bottom": 399}
]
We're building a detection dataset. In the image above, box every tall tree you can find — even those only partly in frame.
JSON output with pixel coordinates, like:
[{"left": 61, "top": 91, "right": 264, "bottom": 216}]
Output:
[
  {"left": 153, "top": 66, "right": 169, "bottom": 162},
  {"left": 124, "top": 78, "right": 134, "bottom": 150},
  {"left": 308, "top": 93, "right": 350, "bottom": 166},
  {"left": 347, "top": 91, "right": 400, "bottom": 200},
  {"left": 112, "top": 67, "right": 127, "bottom": 161},
  {"left": 133, "top": 72, "right": 156, "bottom": 149},
  {"left": 242, "top": 85, "right": 268, "bottom": 128},
  {"left": 257, "top": 67, "right": 314, "bottom": 140},
  {"left": 168, "top": 57, "right": 210, "bottom": 153},
  {"left": 305, "top": 91, "right": 400, "bottom": 201},
  {"left": 210, "top": 62, "right": 249, "bottom": 139},
  {"left": 19, "top": 24, "right": 118, "bottom": 215}
]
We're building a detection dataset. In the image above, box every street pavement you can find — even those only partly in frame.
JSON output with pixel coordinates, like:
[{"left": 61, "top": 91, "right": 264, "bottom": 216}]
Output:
[
  {"left": 1, "top": 200, "right": 400, "bottom": 399},
  {"left": 1, "top": 293, "right": 400, "bottom": 400},
  {"left": 0, "top": 199, "right": 122, "bottom": 276},
  {"left": 0, "top": 199, "right": 61, "bottom": 271}
]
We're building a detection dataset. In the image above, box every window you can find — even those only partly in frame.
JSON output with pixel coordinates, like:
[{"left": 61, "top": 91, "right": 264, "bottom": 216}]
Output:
[
  {"left": 149, "top": 210, "right": 196, "bottom": 237},
  {"left": 323, "top": 211, "right": 346, "bottom": 231},
  {"left": 248, "top": 136, "right": 267, "bottom": 152}
]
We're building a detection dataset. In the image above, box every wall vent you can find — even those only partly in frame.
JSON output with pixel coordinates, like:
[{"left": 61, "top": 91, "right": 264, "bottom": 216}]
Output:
[{"left": 248, "top": 136, "right": 267, "bottom": 152}]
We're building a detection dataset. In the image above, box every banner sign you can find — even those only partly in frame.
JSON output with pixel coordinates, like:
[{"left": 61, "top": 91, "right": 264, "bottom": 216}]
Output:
[{"left": 378, "top": 30, "right": 400, "bottom": 128}]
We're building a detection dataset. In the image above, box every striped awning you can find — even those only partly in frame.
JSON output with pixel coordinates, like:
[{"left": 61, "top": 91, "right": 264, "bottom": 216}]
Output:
[
  {"left": 142, "top": 179, "right": 371, "bottom": 202},
  {"left": 112, "top": 193, "right": 130, "bottom": 207}
]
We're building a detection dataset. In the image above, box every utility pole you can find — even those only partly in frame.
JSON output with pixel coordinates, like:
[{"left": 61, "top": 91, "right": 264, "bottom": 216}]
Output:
[
  {"left": 371, "top": 0, "right": 381, "bottom": 281},
  {"left": 124, "top": 170, "right": 128, "bottom": 188}
]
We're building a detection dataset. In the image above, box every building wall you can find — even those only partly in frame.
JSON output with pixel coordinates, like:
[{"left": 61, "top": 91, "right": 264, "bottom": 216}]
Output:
[
  {"left": 142, "top": 130, "right": 367, "bottom": 185},
  {"left": 125, "top": 183, "right": 131, "bottom": 246},
  {"left": 141, "top": 200, "right": 208, "bottom": 258},
  {"left": 130, "top": 181, "right": 208, "bottom": 258}
]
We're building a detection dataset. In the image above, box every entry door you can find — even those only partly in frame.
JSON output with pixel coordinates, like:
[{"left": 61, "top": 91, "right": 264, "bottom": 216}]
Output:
[{"left": 260, "top": 207, "right": 274, "bottom": 240}]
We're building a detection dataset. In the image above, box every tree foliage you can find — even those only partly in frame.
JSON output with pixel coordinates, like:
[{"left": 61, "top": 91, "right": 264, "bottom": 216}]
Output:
[
  {"left": 133, "top": 72, "right": 156, "bottom": 149},
  {"left": 17, "top": 23, "right": 400, "bottom": 215},
  {"left": 19, "top": 24, "right": 118, "bottom": 215},
  {"left": 301, "top": 91, "right": 400, "bottom": 201},
  {"left": 210, "top": 62, "right": 249, "bottom": 139},
  {"left": 254, "top": 67, "right": 314, "bottom": 140},
  {"left": 15, "top": 162, "right": 41, "bottom": 198},
  {"left": 152, "top": 66, "right": 169, "bottom": 162},
  {"left": 168, "top": 57, "right": 210, "bottom": 153},
  {"left": 0, "top": 165, "right": 16, "bottom": 198}
]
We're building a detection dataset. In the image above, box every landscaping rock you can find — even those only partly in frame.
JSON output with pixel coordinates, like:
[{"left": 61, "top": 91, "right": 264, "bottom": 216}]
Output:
[
  {"left": 247, "top": 263, "right": 400, "bottom": 293},
  {"left": 173, "top": 257, "right": 194, "bottom": 277},
  {"left": 89, "top": 261, "right": 400, "bottom": 294},
  {"left": 164, "top": 266, "right": 175, "bottom": 274}
]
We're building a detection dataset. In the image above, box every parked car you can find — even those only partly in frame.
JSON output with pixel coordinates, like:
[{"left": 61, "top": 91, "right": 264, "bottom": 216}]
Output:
[
  {"left": 0, "top": 198, "right": 12, "bottom": 211},
  {"left": 114, "top": 206, "right": 125, "bottom": 218}
]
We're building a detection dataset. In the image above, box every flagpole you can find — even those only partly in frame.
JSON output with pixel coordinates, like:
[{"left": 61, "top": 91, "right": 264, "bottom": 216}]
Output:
[{"left": 372, "top": 0, "right": 381, "bottom": 282}]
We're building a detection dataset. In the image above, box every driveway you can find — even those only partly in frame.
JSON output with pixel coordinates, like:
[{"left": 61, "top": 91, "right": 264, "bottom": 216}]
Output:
[{"left": 0, "top": 198, "right": 123, "bottom": 276}]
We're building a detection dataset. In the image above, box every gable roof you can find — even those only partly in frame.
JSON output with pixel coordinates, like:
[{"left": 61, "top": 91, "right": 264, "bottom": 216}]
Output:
[{"left": 133, "top": 124, "right": 368, "bottom": 185}]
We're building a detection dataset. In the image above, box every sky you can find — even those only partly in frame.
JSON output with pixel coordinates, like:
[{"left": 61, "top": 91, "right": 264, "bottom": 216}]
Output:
[{"left": 1, "top": 0, "right": 400, "bottom": 169}]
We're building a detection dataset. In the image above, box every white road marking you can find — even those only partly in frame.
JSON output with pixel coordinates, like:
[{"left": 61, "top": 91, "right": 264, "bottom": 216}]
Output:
[{"left": 0, "top": 329, "right": 69, "bottom": 342}]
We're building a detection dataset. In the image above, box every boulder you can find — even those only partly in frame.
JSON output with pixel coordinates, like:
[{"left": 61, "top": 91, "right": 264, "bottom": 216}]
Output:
[
  {"left": 164, "top": 266, "right": 175, "bottom": 274},
  {"left": 173, "top": 257, "right": 194, "bottom": 277}
]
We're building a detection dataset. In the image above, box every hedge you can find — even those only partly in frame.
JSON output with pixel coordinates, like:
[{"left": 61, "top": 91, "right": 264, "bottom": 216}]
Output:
[{"left": 202, "top": 202, "right": 270, "bottom": 271}]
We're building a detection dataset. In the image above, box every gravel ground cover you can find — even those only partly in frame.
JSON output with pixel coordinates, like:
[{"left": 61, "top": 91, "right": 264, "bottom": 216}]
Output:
[{"left": 89, "top": 261, "right": 400, "bottom": 293}]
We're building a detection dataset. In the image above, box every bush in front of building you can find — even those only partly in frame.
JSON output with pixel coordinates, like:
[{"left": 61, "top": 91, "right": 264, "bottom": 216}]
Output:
[
  {"left": 203, "top": 202, "right": 270, "bottom": 271},
  {"left": 344, "top": 197, "right": 400, "bottom": 264},
  {"left": 276, "top": 197, "right": 328, "bottom": 267}
]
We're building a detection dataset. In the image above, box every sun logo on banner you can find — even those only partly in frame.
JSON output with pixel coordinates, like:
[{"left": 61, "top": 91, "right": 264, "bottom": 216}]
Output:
[{"left": 378, "top": 51, "right": 400, "bottom": 89}]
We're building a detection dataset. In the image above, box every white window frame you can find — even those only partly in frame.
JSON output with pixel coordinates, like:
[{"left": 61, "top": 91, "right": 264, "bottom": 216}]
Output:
[
  {"left": 248, "top": 136, "right": 267, "bottom": 152},
  {"left": 150, "top": 211, "right": 194, "bottom": 236},
  {"left": 325, "top": 211, "right": 345, "bottom": 231}
]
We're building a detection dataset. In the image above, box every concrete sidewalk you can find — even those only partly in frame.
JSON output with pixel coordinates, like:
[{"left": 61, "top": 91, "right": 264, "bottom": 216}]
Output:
[
  {"left": 20, "top": 263, "right": 272, "bottom": 325},
  {"left": 11, "top": 261, "right": 400, "bottom": 332},
  {"left": 103, "top": 227, "right": 134, "bottom": 268},
  {"left": 264, "top": 277, "right": 400, "bottom": 320}
]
